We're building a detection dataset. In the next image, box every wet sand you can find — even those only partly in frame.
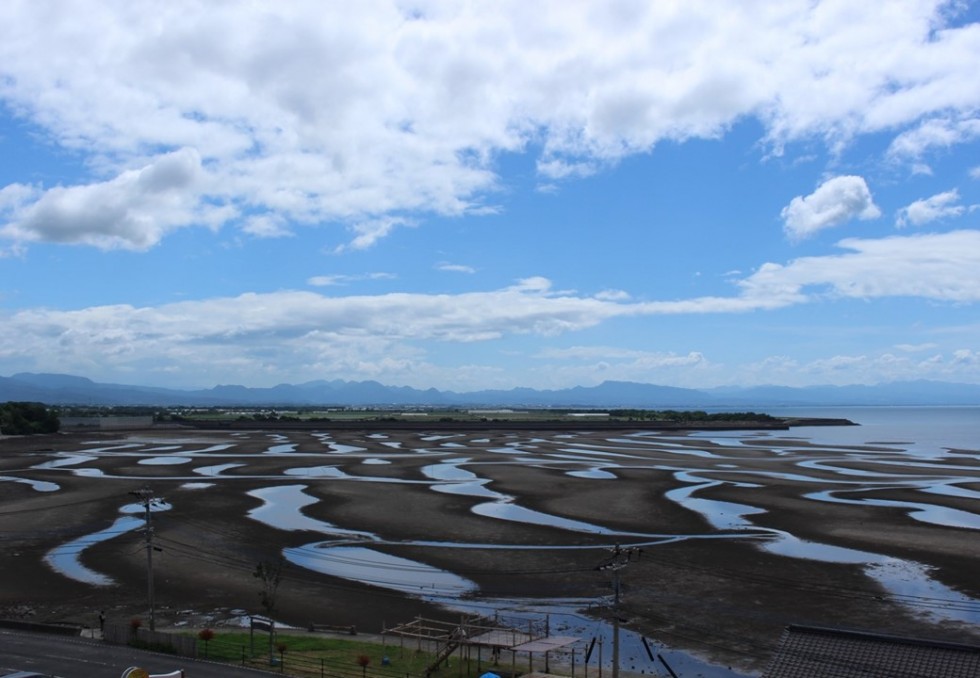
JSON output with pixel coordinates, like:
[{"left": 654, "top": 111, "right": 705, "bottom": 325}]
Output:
[{"left": 1, "top": 426, "right": 978, "bottom": 675}]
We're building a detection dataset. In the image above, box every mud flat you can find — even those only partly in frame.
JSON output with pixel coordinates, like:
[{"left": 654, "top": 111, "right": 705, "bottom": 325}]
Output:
[{"left": 1, "top": 424, "right": 977, "bottom": 676}]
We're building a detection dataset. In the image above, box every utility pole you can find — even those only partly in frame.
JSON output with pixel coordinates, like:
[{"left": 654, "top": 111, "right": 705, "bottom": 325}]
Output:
[
  {"left": 595, "top": 545, "right": 641, "bottom": 678},
  {"left": 129, "top": 487, "right": 160, "bottom": 631}
]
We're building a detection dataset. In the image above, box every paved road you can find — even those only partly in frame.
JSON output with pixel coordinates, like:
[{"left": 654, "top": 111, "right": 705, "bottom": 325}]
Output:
[{"left": 0, "top": 628, "right": 274, "bottom": 678}]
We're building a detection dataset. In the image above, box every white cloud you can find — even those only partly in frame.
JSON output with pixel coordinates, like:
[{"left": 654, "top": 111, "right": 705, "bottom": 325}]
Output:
[
  {"left": 0, "top": 183, "right": 35, "bottom": 210},
  {"left": 952, "top": 348, "right": 978, "bottom": 365},
  {"left": 538, "top": 346, "right": 704, "bottom": 367},
  {"left": 971, "top": 167, "right": 980, "bottom": 180},
  {"left": 523, "top": 347, "right": 710, "bottom": 388},
  {"left": 0, "top": 280, "right": 629, "bottom": 386},
  {"left": 781, "top": 176, "right": 881, "bottom": 240},
  {"left": 910, "top": 163, "right": 933, "bottom": 176},
  {"left": 437, "top": 263, "right": 476, "bottom": 274},
  {"left": 595, "top": 289, "right": 631, "bottom": 301},
  {"left": 0, "top": 242, "right": 26, "bottom": 259},
  {"left": 896, "top": 189, "right": 966, "bottom": 227},
  {"left": 734, "top": 230, "right": 980, "bottom": 304},
  {"left": 888, "top": 117, "right": 980, "bottom": 160},
  {"left": 894, "top": 342, "right": 938, "bottom": 352},
  {"left": 242, "top": 214, "right": 292, "bottom": 239},
  {"left": 0, "top": 149, "right": 228, "bottom": 250},
  {"left": 808, "top": 354, "right": 869, "bottom": 372},
  {"left": 0, "top": 2, "right": 978, "bottom": 249},
  {"left": 3, "top": 229, "right": 978, "bottom": 387},
  {"left": 536, "top": 159, "right": 599, "bottom": 181},
  {"left": 307, "top": 276, "right": 343, "bottom": 287},
  {"left": 307, "top": 272, "right": 395, "bottom": 286},
  {"left": 734, "top": 348, "right": 980, "bottom": 387},
  {"left": 335, "top": 217, "right": 415, "bottom": 253}
]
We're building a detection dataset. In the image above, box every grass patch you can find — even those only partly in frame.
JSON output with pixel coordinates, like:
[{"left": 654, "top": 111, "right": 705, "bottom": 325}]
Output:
[{"left": 191, "top": 631, "right": 516, "bottom": 678}]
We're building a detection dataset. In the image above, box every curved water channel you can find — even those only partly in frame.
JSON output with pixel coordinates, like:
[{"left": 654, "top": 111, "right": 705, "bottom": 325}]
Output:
[
  {"left": 15, "top": 427, "right": 980, "bottom": 676},
  {"left": 43, "top": 499, "right": 172, "bottom": 586}
]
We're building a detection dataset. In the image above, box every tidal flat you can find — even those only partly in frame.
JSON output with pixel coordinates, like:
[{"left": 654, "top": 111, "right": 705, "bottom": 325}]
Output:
[{"left": 1, "top": 424, "right": 978, "bottom": 676}]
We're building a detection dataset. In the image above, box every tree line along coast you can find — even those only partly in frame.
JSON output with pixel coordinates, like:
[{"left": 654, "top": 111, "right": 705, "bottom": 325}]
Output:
[{"left": 0, "top": 402, "right": 855, "bottom": 435}]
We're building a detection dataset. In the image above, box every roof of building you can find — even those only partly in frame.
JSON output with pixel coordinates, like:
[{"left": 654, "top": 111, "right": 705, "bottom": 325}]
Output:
[{"left": 763, "top": 625, "right": 980, "bottom": 678}]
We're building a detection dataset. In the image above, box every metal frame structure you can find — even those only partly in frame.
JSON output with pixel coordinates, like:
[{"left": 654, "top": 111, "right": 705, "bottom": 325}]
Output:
[{"left": 383, "top": 615, "right": 582, "bottom": 677}]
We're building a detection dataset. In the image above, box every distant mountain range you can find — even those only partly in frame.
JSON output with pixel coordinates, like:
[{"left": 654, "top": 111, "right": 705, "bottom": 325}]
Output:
[{"left": 2, "top": 372, "right": 980, "bottom": 408}]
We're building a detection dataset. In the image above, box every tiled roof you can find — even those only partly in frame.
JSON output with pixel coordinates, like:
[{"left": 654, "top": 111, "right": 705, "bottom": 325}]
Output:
[{"left": 763, "top": 625, "right": 980, "bottom": 678}]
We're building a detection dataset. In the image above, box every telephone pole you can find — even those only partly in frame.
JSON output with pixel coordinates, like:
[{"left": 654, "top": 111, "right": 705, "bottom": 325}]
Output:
[
  {"left": 129, "top": 487, "right": 159, "bottom": 631},
  {"left": 596, "top": 545, "right": 641, "bottom": 678}
]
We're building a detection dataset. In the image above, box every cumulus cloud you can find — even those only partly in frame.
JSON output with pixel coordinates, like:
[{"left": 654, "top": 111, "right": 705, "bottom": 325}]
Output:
[
  {"left": 0, "top": 149, "right": 226, "bottom": 250},
  {"left": 896, "top": 189, "right": 967, "bottom": 227},
  {"left": 781, "top": 176, "right": 881, "bottom": 240},
  {"left": 0, "top": 2, "right": 978, "bottom": 249}
]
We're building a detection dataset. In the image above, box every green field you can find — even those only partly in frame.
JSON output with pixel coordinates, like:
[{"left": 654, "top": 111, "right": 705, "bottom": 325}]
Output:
[{"left": 192, "top": 631, "right": 521, "bottom": 678}]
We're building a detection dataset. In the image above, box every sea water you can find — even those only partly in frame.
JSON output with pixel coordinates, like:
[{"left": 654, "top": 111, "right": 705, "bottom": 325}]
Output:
[{"left": 765, "top": 405, "right": 980, "bottom": 452}]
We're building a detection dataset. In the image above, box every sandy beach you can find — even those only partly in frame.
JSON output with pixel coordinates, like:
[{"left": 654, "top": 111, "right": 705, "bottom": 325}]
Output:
[{"left": 1, "top": 425, "right": 978, "bottom": 675}]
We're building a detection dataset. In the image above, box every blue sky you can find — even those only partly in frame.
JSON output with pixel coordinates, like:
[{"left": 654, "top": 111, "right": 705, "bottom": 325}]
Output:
[{"left": 1, "top": 1, "right": 979, "bottom": 391}]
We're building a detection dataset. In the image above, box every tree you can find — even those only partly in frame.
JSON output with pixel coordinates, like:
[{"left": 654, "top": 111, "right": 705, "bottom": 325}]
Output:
[
  {"left": 0, "top": 402, "right": 59, "bottom": 435},
  {"left": 254, "top": 557, "right": 285, "bottom": 666},
  {"left": 253, "top": 557, "right": 284, "bottom": 617}
]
